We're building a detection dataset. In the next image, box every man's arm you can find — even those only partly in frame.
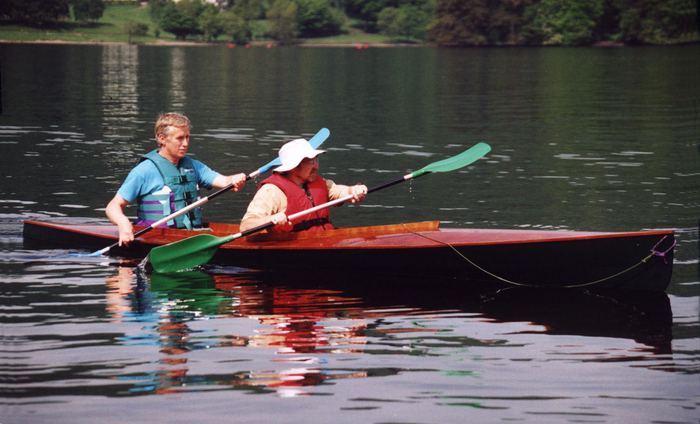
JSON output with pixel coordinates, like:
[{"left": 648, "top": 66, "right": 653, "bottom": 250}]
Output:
[
  {"left": 212, "top": 173, "right": 247, "bottom": 191},
  {"left": 327, "top": 180, "right": 368, "bottom": 204},
  {"left": 190, "top": 159, "right": 246, "bottom": 192},
  {"left": 240, "top": 184, "right": 290, "bottom": 232},
  {"left": 105, "top": 194, "right": 134, "bottom": 246}
]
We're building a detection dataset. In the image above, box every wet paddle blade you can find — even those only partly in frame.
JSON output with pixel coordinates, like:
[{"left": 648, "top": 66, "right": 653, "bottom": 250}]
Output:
[
  {"left": 411, "top": 142, "right": 491, "bottom": 178},
  {"left": 148, "top": 233, "right": 235, "bottom": 273}
]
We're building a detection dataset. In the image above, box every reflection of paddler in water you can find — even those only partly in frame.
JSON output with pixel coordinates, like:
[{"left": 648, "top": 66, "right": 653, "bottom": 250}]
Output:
[
  {"left": 147, "top": 271, "right": 232, "bottom": 393},
  {"left": 240, "top": 313, "right": 370, "bottom": 392},
  {"left": 213, "top": 274, "right": 372, "bottom": 391},
  {"left": 104, "top": 267, "right": 136, "bottom": 322},
  {"left": 106, "top": 269, "right": 372, "bottom": 393},
  {"left": 214, "top": 274, "right": 369, "bottom": 354},
  {"left": 105, "top": 268, "right": 213, "bottom": 395},
  {"left": 212, "top": 273, "right": 373, "bottom": 389}
]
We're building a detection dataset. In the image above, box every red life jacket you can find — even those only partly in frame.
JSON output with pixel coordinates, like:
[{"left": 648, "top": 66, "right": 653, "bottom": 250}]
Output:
[{"left": 261, "top": 173, "right": 334, "bottom": 232}]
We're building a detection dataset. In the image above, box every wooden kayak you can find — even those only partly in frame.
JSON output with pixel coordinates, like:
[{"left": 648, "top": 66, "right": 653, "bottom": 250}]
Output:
[{"left": 22, "top": 219, "right": 675, "bottom": 291}]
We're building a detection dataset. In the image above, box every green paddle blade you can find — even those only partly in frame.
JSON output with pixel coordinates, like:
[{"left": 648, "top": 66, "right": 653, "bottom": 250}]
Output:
[
  {"left": 148, "top": 233, "right": 235, "bottom": 273},
  {"left": 411, "top": 142, "right": 491, "bottom": 178}
]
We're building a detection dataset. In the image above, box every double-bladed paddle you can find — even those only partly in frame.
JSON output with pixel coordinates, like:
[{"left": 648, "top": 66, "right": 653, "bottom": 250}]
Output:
[
  {"left": 85, "top": 128, "right": 331, "bottom": 257},
  {"left": 148, "top": 141, "right": 491, "bottom": 273}
]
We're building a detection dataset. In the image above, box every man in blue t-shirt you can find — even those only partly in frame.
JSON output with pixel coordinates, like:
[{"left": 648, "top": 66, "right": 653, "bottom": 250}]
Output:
[{"left": 106, "top": 112, "right": 246, "bottom": 246}]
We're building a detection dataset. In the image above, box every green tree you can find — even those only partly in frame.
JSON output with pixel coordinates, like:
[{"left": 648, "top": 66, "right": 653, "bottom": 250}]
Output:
[
  {"left": 232, "top": 0, "right": 264, "bottom": 19},
  {"left": 591, "top": 0, "right": 621, "bottom": 41},
  {"left": 200, "top": 4, "right": 225, "bottom": 41},
  {"left": 148, "top": 0, "right": 168, "bottom": 35},
  {"left": 489, "top": 0, "right": 536, "bottom": 44},
  {"left": 125, "top": 21, "right": 149, "bottom": 43},
  {"left": 345, "top": 0, "right": 430, "bottom": 33},
  {"left": 525, "top": 0, "right": 604, "bottom": 45},
  {"left": 616, "top": 0, "right": 699, "bottom": 44},
  {"left": 231, "top": 0, "right": 263, "bottom": 40},
  {"left": 377, "top": 4, "right": 430, "bottom": 41},
  {"left": 267, "top": 0, "right": 298, "bottom": 43},
  {"left": 220, "top": 9, "right": 248, "bottom": 42},
  {"left": 427, "top": 0, "right": 490, "bottom": 46},
  {"left": 377, "top": 6, "right": 399, "bottom": 35},
  {"left": 159, "top": 0, "right": 203, "bottom": 40},
  {"left": 344, "top": 0, "right": 386, "bottom": 32},
  {"left": 148, "top": 0, "right": 169, "bottom": 21},
  {"left": 297, "top": 0, "right": 344, "bottom": 37},
  {"left": 71, "top": 0, "right": 105, "bottom": 22},
  {"left": 0, "top": 0, "right": 70, "bottom": 25}
]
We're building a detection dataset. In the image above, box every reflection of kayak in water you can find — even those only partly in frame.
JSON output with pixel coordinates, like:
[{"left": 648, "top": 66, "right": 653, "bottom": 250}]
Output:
[
  {"left": 109, "top": 267, "right": 673, "bottom": 397},
  {"left": 129, "top": 268, "right": 674, "bottom": 354},
  {"left": 478, "top": 287, "right": 673, "bottom": 353},
  {"left": 26, "top": 219, "right": 675, "bottom": 291}
]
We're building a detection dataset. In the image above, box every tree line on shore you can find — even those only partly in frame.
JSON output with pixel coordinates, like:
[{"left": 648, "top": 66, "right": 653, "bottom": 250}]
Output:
[{"left": 1, "top": 0, "right": 698, "bottom": 46}]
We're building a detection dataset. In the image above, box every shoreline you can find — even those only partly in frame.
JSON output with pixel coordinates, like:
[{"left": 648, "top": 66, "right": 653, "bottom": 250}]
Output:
[
  {"left": 3, "top": 38, "right": 697, "bottom": 48},
  {"left": 0, "top": 38, "right": 422, "bottom": 48}
]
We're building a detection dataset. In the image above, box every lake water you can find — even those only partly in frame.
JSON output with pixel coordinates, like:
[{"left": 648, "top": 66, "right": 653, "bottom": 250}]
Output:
[{"left": 0, "top": 43, "right": 698, "bottom": 423}]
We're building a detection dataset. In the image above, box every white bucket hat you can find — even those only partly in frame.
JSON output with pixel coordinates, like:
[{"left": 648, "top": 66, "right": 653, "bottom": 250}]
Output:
[{"left": 273, "top": 138, "right": 325, "bottom": 172}]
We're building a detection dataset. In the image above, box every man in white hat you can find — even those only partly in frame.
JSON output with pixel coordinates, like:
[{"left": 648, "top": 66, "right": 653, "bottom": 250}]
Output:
[{"left": 240, "top": 138, "right": 367, "bottom": 232}]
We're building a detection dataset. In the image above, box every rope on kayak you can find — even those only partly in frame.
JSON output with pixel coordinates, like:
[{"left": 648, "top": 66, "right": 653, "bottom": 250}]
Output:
[
  {"left": 404, "top": 226, "right": 675, "bottom": 289},
  {"left": 648, "top": 236, "right": 676, "bottom": 264}
]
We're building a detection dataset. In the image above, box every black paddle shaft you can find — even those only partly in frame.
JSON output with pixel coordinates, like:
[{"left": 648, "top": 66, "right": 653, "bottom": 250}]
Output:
[
  {"left": 231, "top": 175, "right": 418, "bottom": 240},
  {"left": 367, "top": 172, "right": 429, "bottom": 194}
]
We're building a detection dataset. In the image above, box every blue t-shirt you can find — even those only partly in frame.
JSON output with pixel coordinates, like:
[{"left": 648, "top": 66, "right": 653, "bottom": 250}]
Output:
[{"left": 117, "top": 158, "right": 220, "bottom": 203}]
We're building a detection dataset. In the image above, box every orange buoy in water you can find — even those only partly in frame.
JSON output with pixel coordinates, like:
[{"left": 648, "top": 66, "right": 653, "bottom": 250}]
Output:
[{"left": 227, "top": 42, "right": 236, "bottom": 48}]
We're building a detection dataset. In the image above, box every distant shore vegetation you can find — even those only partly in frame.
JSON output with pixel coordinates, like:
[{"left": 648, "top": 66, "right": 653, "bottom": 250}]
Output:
[{"left": 0, "top": 0, "right": 698, "bottom": 47}]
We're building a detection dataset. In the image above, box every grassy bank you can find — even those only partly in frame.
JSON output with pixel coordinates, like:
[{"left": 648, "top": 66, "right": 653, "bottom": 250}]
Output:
[
  {"left": 0, "top": 3, "right": 398, "bottom": 46},
  {"left": 0, "top": 4, "right": 158, "bottom": 44}
]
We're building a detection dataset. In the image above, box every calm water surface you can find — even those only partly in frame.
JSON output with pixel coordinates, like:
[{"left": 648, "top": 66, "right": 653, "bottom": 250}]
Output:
[{"left": 0, "top": 43, "right": 698, "bottom": 423}]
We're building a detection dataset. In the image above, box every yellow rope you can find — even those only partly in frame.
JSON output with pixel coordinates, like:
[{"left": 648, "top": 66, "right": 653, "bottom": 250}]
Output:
[{"left": 404, "top": 225, "right": 661, "bottom": 289}]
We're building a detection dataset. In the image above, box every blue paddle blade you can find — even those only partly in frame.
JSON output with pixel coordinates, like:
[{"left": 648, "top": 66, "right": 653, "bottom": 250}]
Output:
[
  {"left": 255, "top": 128, "right": 330, "bottom": 175},
  {"left": 309, "top": 127, "right": 330, "bottom": 149}
]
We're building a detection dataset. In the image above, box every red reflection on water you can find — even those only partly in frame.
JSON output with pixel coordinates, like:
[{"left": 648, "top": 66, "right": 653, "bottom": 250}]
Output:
[
  {"left": 105, "top": 269, "right": 399, "bottom": 395},
  {"left": 104, "top": 268, "right": 672, "bottom": 396}
]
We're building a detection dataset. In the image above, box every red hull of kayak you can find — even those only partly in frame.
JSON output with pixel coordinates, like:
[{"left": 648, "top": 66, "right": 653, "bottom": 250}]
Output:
[{"left": 22, "top": 220, "right": 675, "bottom": 291}]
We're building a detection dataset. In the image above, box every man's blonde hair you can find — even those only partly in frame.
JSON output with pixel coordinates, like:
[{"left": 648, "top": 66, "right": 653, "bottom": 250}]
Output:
[{"left": 154, "top": 112, "right": 191, "bottom": 140}]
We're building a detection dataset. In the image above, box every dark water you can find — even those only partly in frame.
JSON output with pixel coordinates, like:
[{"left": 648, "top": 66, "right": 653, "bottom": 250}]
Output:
[{"left": 1, "top": 43, "right": 698, "bottom": 423}]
